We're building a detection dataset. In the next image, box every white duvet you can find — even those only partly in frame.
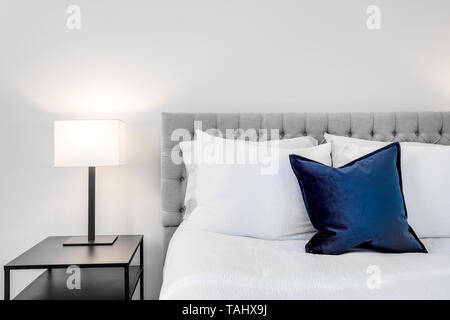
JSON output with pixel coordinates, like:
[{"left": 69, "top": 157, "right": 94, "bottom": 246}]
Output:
[{"left": 160, "top": 223, "right": 450, "bottom": 300}]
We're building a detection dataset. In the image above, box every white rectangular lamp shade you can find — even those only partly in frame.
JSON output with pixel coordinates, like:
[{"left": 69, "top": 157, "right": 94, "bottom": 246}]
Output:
[{"left": 54, "top": 120, "right": 126, "bottom": 167}]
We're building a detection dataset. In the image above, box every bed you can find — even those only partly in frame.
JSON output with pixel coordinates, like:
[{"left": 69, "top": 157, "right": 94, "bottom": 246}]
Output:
[
  {"left": 160, "top": 222, "right": 450, "bottom": 299},
  {"left": 160, "top": 112, "right": 450, "bottom": 299}
]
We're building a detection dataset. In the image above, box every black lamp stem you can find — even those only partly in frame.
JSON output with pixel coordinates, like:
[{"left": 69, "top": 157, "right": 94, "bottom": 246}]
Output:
[
  {"left": 88, "top": 166, "right": 96, "bottom": 241},
  {"left": 63, "top": 165, "right": 116, "bottom": 246}
]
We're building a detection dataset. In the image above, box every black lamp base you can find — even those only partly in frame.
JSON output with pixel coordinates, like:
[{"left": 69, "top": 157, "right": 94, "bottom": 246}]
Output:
[{"left": 63, "top": 235, "right": 118, "bottom": 246}]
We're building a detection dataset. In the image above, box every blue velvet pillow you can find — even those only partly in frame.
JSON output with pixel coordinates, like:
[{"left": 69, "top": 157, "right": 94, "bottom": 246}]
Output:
[{"left": 289, "top": 142, "right": 427, "bottom": 255}]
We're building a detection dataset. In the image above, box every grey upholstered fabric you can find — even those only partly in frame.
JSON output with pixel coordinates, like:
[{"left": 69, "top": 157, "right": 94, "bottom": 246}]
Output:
[{"left": 161, "top": 112, "right": 450, "bottom": 243}]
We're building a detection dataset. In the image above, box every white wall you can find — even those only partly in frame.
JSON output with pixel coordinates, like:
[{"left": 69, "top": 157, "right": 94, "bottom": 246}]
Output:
[{"left": 1, "top": 0, "right": 450, "bottom": 299}]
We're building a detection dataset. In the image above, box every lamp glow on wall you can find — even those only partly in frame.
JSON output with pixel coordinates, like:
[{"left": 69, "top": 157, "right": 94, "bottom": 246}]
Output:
[{"left": 54, "top": 120, "right": 126, "bottom": 246}]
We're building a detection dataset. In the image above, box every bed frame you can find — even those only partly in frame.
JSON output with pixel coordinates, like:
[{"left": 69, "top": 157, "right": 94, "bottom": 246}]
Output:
[{"left": 161, "top": 112, "right": 450, "bottom": 252}]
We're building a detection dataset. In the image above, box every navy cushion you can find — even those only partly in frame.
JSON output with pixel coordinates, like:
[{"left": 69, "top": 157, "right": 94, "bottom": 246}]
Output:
[{"left": 289, "top": 143, "right": 427, "bottom": 255}]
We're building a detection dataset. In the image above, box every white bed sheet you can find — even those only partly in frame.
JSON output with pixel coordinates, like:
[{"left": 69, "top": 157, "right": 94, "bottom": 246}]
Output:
[{"left": 160, "top": 222, "right": 450, "bottom": 300}]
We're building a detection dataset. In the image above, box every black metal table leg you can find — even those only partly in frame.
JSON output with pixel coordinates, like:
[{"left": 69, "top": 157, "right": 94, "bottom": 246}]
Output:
[
  {"left": 124, "top": 266, "right": 129, "bottom": 300},
  {"left": 140, "top": 240, "right": 144, "bottom": 300},
  {"left": 4, "top": 268, "right": 10, "bottom": 300}
]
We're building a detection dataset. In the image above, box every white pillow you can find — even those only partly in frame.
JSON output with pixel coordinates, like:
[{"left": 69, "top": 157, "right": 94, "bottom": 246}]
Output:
[
  {"left": 324, "top": 133, "right": 450, "bottom": 238},
  {"left": 181, "top": 130, "right": 318, "bottom": 219},
  {"left": 324, "top": 133, "right": 438, "bottom": 167},
  {"left": 184, "top": 138, "right": 332, "bottom": 240}
]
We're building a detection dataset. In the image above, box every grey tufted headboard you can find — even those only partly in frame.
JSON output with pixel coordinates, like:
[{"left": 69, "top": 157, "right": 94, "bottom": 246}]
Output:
[{"left": 161, "top": 112, "right": 450, "bottom": 250}]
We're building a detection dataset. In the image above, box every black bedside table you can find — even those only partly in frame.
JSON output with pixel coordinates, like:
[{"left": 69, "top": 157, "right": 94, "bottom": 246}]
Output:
[{"left": 4, "top": 235, "right": 143, "bottom": 300}]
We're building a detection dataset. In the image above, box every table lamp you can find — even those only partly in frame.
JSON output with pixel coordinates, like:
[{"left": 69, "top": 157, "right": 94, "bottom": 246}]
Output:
[{"left": 54, "top": 120, "right": 126, "bottom": 246}]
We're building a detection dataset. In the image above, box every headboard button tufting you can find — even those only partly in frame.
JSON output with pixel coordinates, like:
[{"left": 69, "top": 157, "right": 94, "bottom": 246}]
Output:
[{"left": 161, "top": 112, "right": 450, "bottom": 238}]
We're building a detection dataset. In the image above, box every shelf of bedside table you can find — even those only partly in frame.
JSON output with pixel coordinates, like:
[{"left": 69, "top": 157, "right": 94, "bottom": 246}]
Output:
[{"left": 14, "top": 266, "right": 141, "bottom": 300}]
